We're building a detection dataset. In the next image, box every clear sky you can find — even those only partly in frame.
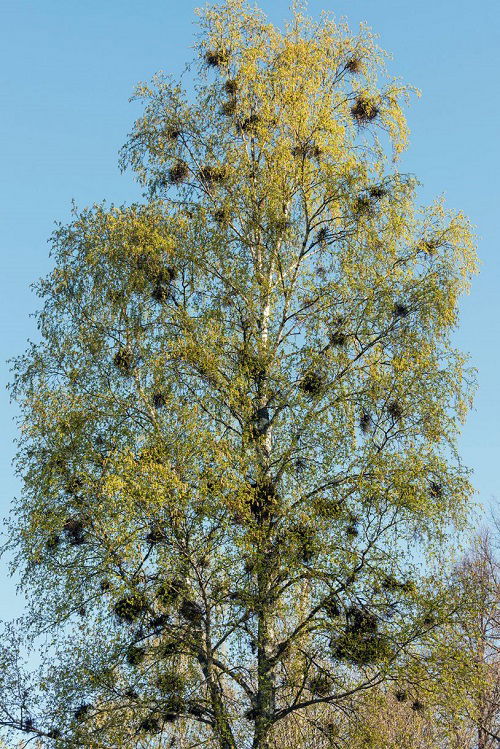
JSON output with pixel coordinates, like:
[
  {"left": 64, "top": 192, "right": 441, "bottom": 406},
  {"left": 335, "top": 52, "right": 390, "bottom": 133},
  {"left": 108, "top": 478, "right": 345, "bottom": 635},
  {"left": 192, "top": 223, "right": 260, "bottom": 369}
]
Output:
[{"left": 1, "top": 0, "right": 499, "bottom": 618}]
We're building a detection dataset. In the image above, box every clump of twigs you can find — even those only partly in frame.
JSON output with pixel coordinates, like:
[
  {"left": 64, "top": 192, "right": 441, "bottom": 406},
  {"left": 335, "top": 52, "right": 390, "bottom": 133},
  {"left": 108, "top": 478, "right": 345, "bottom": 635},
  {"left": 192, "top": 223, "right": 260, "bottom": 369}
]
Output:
[
  {"left": 74, "top": 703, "right": 92, "bottom": 721},
  {"left": 198, "top": 165, "right": 226, "bottom": 185},
  {"left": 157, "top": 579, "right": 186, "bottom": 607},
  {"left": 221, "top": 99, "right": 237, "bottom": 117},
  {"left": 360, "top": 412, "right": 371, "bottom": 433},
  {"left": 418, "top": 238, "right": 439, "bottom": 255},
  {"left": 429, "top": 481, "right": 443, "bottom": 498},
  {"left": 224, "top": 79, "right": 238, "bottom": 96},
  {"left": 46, "top": 534, "right": 60, "bottom": 551},
  {"left": 150, "top": 613, "right": 170, "bottom": 632},
  {"left": 238, "top": 114, "right": 260, "bottom": 134},
  {"left": 63, "top": 517, "right": 86, "bottom": 546},
  {"left": 346, "top": 57, "right": 362, "bottom": 73},
  {"left": 316, "top": 226, "right": 329, "bottom": 244},
  {"left": 329, "top": 330, "right": 347, "bottom": 347},
  {"left": 139, "top": 716, "right": 161, "bottom": 734},
  {"left": 395, "top": 690, "right": 407, "bottom": 703},
  {"left": 113, "top": 347, "right": 134, "bottom": 375},
  {"left": 387, "top": 400, "right": 402, "bottom": 420},
  {"left": 156, "top": 670, "right": 184, "bottom": 694},
  {"left": 412, "top": 700, "right": 425, "bottom": 713},
  {"left": 180, "top": 598, "right": 203, "bottom": 624},
  {"left": 323, "top": 595, "right": 341, "bottom": 619},
  {"left": 249, "top": 479, "right": 277, "bottom": 521},
  {"left": 164, "top": 126, "right": 181, "bottom": 142},
  {"left": 126, "top": 645, "right": 146, "bottom": 667},
  {"left": 309, "top": 673, "right": 331, "bottom": 696},
  {"left": 114, "top": 592, "right": 148, "bottom": 623},
  {"left": 293, "top": 523, "right": 316, "bottom": 563},
  {"left": 167, "top": 161, "right": 189, "bottom": 185},
  {"left": 152, "top": 392, "right": 166, "bottom": 409},
  {"left": 299, "top": 370, "right": 325, "bottom": 397},
  {"left": 369, "top": 184, "right": 388, "bottom": 199},
  {"left": 354, "top": 195, "right": 372, "bottom": 216},
  {"left": 382, "top": 575, "right": 401, "bottom": 592},
  {"left": 205, "top": 49, "right": 229, "bottom": 68},
  {"left": 151, "top": 267, "right": 177, "bottom": 304},
  {"left": 146, "top": 525, "right": 167, "bottom": 544},
  {"left": 394, "top": 303, "right": 409, "bottom": 318},
  {"left": 292, "top": 141, "right": 322, "bottom": 159},
  {"left": 351, "top": 95, "right": 379, "bottom": 124}
]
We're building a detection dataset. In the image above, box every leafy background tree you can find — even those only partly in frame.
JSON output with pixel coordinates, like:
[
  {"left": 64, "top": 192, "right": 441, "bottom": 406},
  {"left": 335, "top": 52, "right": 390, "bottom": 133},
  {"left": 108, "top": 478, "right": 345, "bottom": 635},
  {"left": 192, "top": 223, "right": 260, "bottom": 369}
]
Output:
[{"left": 0, "top": 1, "right": 488, "bottom": 747}]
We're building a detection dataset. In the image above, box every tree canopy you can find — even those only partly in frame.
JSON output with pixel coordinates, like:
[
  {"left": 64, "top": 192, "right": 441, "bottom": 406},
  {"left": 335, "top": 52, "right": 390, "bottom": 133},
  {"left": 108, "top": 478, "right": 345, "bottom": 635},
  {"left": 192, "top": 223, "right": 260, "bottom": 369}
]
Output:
[{"left": 4, "top": 1, "right": 478, "bottom": 747}]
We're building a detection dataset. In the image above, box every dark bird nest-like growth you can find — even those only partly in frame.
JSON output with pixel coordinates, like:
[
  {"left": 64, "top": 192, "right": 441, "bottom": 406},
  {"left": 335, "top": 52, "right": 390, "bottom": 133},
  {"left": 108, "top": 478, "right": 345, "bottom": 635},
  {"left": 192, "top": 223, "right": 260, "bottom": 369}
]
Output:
[
  {"left": 224, "top": 78, "right": 238, "bottom": 95},
  {"left": 351, "top": 96, "right": 379, "bottom": 124},
  {"left": 395, "top": 690, "right": 408, "bottom": 703},
  {"left": 139, "top": 716, "right": 162, "bottom": 734},
  {"left": 309, "top": 673, "right": 331, "bottom": 696},
  {"left": 205, "top": 48, "right": 230, "bottom": 68},
  {"left": 151, "top": 266, "right": 177, "bottom": 304},
  {"left": 213, "top": 207, "right": 230, "bottom": 225},
  {"left": 113, "top": 347, "right": 134, "bottom": 375},
  {"left": 114, "top": 592, "right": 148, "bottom": 623},
  {"left": 347, "top": 606, "right": 378, "bottom": 634},
  {"left": 412, "top": 700, "right": 425, "bottom": 713},
  {"left": 360, "top": 412, "right": 372, "bottom": 433},
  {"left": 66, "top": 475, "right": 84, "bottom": 495},
  {"left": 293, "top": 524, "right": 317, "bottom": 564},
  {"left": 74, "top": 703, "right": 92, "bottom": 721},
  {"left": 418, "top": 238, "right": 440, "bottom": 255},
  {"left": 369, "top": 184, "right": 388, "bottom": 199},
  {"left": 382, "top": 575, "right": 401, "bottom": 592},
  {"left": 394, "top": 303, "right": 410, "bottom": 318},
  {"left": 157, "top": 579, "right": 187, "bottom": 607},
  {"left": 249, "top": 479, "right": 277, "bottom": 521},
  {"left": 323, "top": 595, "right": 341, "bottom": 619},
  {"left": 332, "top": 631, "right": 390, "bottom": 666},
  {"left": 156, "top": 670, "right": 185, "bottom": 695},
  {"left": 329, "top": 330, "right": 347, "bottom": 347},
  {"left": 164, "top": 126, "right": 182, "bottom": 142},
  {"left": 46, "top": 534, "right": 60, "bottom": 551},
  {"left": 126, "top": 645, "right": 146, "bottom": 667},
  {"left": 238, "top": 114, "right": 261, "bottom": 134},
  {"left": 292, "top": 142, "right": 322, "bottom": 159},
  {"left": 179, "top": 598, "right": 203, "bottom": 624},
  {"left": 63, "top": 518, "right": 86, "bottom": 546},
  {"left": 146, "top": 525, "right": 167, "bottom": 544},
  {"left": 346, "top": 57, "right": 362, "bottom": 73},
  {"left": 354, "top": 195, "right": 373, "bottom": 215},
  {"left": 299, "top": 370, "right": 325, "bottom": 397},
  {"left": 221, "top": 99, "right": 237, "bottom": 117},
  {"left": 251, "top": 406, "right": 270, "bottom": 439},
  {"left": 387, "top": 400, "right": 403, "bottom": 420},
  {"left": 167, "top": 161, "right": 189, "bottom": 185},
  {"left": 152, "top": 392, "right": 166, "bottom": 409},
  {"left": 149, "top": 613, "right": 170, "bottom": 632},
  {"left": 316, "top": 226, "right": 329, "bottom": 244},
  {"left": 429, "top": 481, "right": 443, "bottom": 498},
  {"left": 198, "top": 165, "right": 226, "bottom": 185}
]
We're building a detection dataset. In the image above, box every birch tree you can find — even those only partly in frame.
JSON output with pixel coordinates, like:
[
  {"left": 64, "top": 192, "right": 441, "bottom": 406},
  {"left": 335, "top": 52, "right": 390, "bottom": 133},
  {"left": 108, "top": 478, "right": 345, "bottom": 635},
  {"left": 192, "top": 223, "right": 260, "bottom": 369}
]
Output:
[{"left": 5, "top": 1, "right": 477, "bottom": 747}]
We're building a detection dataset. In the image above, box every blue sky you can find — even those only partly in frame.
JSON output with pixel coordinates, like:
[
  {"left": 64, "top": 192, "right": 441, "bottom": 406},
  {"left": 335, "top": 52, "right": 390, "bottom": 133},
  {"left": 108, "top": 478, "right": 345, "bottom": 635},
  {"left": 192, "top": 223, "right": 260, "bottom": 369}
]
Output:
[{"left": 1, "top": 0, "right": 499, "bottom": 617}]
